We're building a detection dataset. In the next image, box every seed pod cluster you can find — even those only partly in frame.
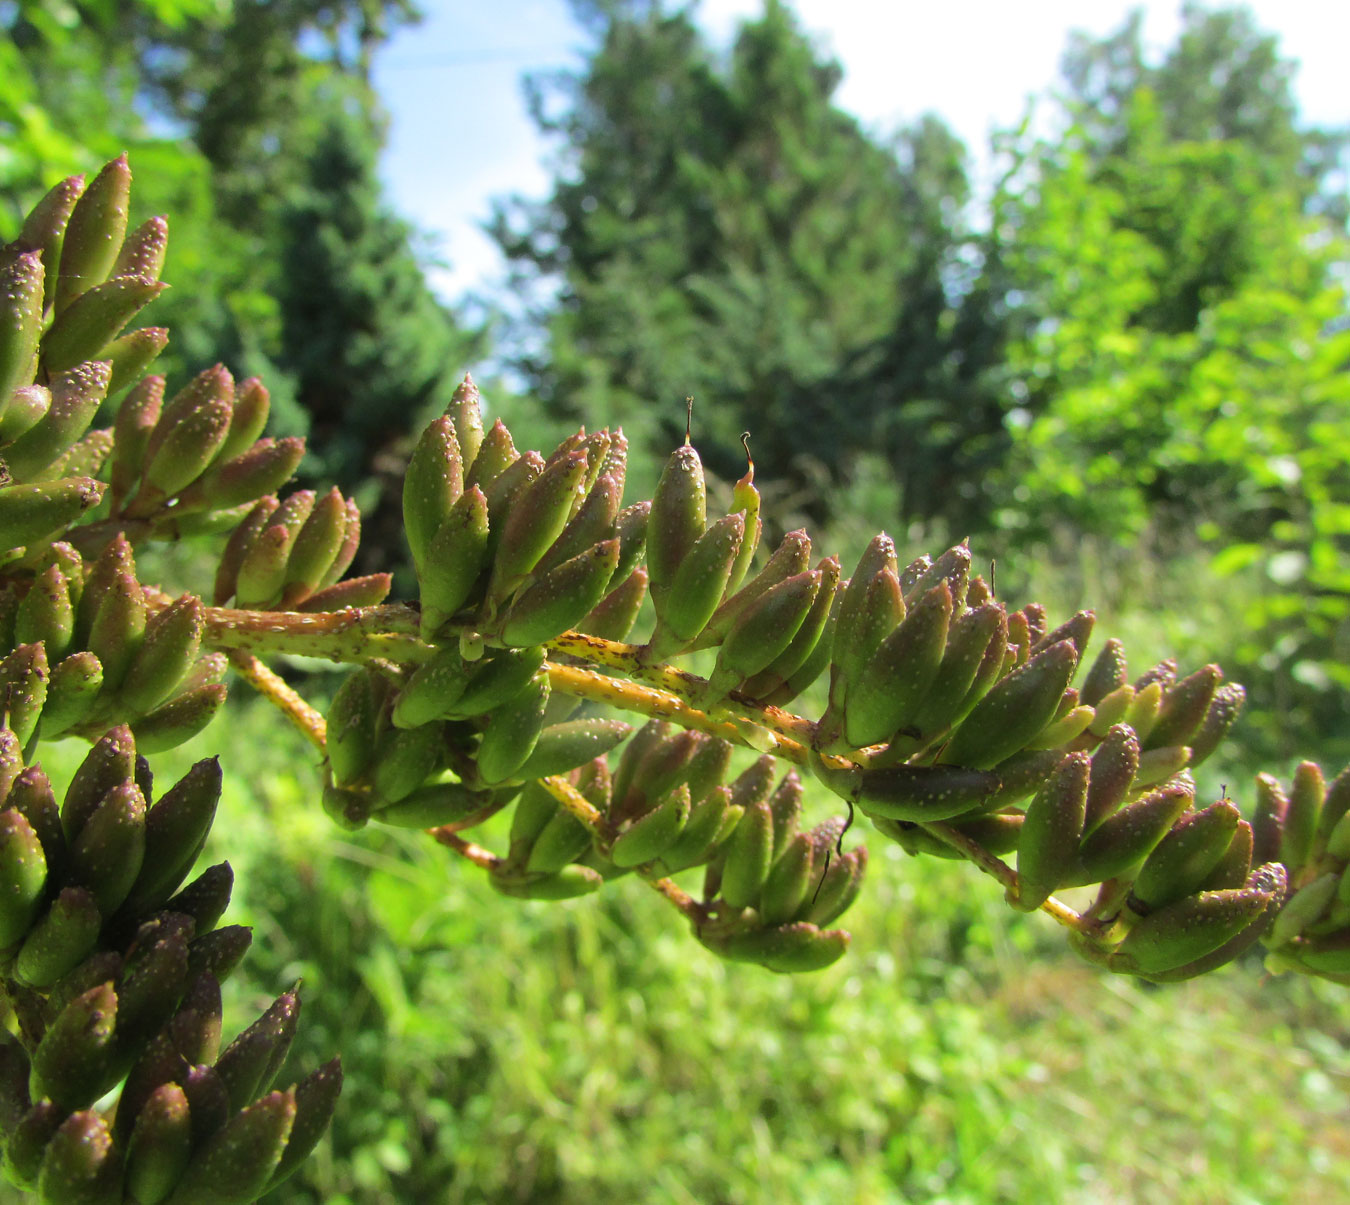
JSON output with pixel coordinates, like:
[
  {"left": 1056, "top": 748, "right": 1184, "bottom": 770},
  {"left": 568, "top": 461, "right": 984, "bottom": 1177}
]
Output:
[
  {"left": 0, "top": 723, "right": 340, "bottom": 1200},
  {"left": 213, "top": 486, "right": 383, "bottom": 611},
  {"left": 1239, "top": 761, "right": 1350, "bottom": 982},
  {"left": 1, "top": 164, "right": 322, "bottom": 569},
  {"left": 0, "top": 539, "right": 226, "bottom": 752},
  {"left": 697, "top": 765, "right": 864, "bottom": 972},
  {"left": 402, "top": 377, "right": 641, "bottom": 645}
]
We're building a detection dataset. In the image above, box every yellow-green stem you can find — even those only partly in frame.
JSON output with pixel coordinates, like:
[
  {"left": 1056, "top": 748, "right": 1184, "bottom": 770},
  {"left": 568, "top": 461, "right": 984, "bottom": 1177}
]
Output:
[{"left": 227, "top": 650, "right": 327, "bottom": 753}]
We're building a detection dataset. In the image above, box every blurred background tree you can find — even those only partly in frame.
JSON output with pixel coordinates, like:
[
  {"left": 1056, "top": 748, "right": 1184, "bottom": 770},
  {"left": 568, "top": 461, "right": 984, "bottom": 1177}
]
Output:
[
  {"left": 491, "top": 0, "right": 1002, "bottom": 523},
  {"left": 982, "top": 3, "right": 1349, "bottom": 757}
]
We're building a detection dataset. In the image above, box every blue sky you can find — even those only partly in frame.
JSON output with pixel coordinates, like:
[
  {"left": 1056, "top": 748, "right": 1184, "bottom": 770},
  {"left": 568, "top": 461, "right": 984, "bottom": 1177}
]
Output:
[{"left": 373, "top": 1, "right": 1349, "bottom": 304}]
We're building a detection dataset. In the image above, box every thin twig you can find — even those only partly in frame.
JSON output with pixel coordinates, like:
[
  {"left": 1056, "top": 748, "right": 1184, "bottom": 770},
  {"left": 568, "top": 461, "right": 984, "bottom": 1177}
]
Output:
[
  {"left": 428, "top": 828, "right": 501, "bottom": 869},
  {"left": 538, "top": 773, "right": 604, "bottom": 828},
  {"left": 545, "top": 661, "right": 813, "bottom": 765},
  {"left": 924, "top": 819, "right": 1088, "bottom": 933},
  {"left": 546, "top": 631, "right": 819, "bottom": 748},
  {"left": 227, "top": 650, "right": 327, "bottom": 753}
]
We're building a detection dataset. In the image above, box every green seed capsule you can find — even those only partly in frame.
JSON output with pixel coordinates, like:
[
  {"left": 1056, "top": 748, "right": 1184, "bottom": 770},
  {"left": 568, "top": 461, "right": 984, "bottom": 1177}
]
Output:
[
  {"left": 0, "top": 810, "right": 47, "bottom": 948},
  {"left": 489, "top": 449, "right": 590, "bottom": 603},
  {"left": 1267, "top": 871, "right": 1339, "bottom": 947},
  {"left": 909, "top": 602, "right": 1007, "bottom": 736},
  {"left": 217, "top": 375, "right": 271, "bottom": 464},
  {"left": 710, "top": 567, "right": 823, "bottom": 698},
  {"left": 0, "top": 251, "right": 44, "bottom": 402},
  {"left": 1143, "top": 664, "right": 1222, "bottom": 752},
  {"left": 940, "top": 639, "right": 1078, "bottom": 770},
  {"left": 169, "top": 1088, "right": 296, "bottom": 1203},
  {"left": 1070, "top": 780, "right": 1193, "bottom": 886},
  {"left": 1016, "top": 752, "right": 1089, "bottom": 912},
  {"left": 647, "top": 444, "right": 706, "bottom": 595},
  {"left": 578, "top": 567, "right": 648, "bottom": 642},
  {"left": 0, "top": 642, "right": 49, "bottom": 749},
  {"left": 446, "top": 374, "right": 486, "bottom": 468},
  {"left": 464, "top": 417, "right": 518, "bottom": 490},
  {"left": 132, "top": 683, "right": 227, "bottom": 754},
  {"left": 113, "top": 916, "right": 192, "bottom": 1049},
  {"left": 14, "top": 563, "right": 73, "bottom": 657},
  {"left": 10, "top": 173, "right": 83, "bottom": 311},
  {"left": 1080, "top": 637, "right": 1129, "bottom": 706},
  {"left": 391, "top": 646, "right": 472, "bottom": 730},
  {"left": 403, "top": 416, "right": 464, "bottom": 571},
  {"left": 844, "top": 581, "right": 952, "bottom": 748},
  {"left": 1199, "top": 818, "right": 1254, "bottom": 891},
  {"left": 120, "top": 756, "right": 222, "bottom": 917},
  {"left": 70, "top": 781, "right": 146, "bottom": 914},
  {"left": 905, "top": 542, "right": 971, "bottom": 610},
  {"left": 88, "top": 570, "right": 147, "bottom": 692},
  {"left": 0, "top": 383, "right": 50, "bottom": 443},
  {"left": 62, "top": 724, "right": 137, "bottom": 842},
  {"left": 265, "top": 1058, "right": 344, "bottom": 1194},
  {"left": 39, "top": 647, "right": 105, "bottom": 744},
  {"left": 699, "top": 529, "right": 815, "bottom": 654},
  {"left": 523, "top": 807, "right": 593, "bottom": 876},
  {"left": 164, "top": 861, "right": 234, "bottom": 936},
  {"left": 371, "top": 724, "right": 442, "bottom": 804},
  {"left": 121, "top": 595, "right": 204, "bottom": 716},
  {"left": 476, "top": 670, "right": 551, "bottom": 785},
  {"left": 373, "top": 781, "right": 494, "bottom": 829},
  {"left": 418, "top": 484, "right": 490, "bottom": 631},
  {"left": 514, "top": 718, "right": 633, "bottom": 781},
  {"left": 610, "top": 782, "right": 691, "bottom": 863},
  {"left": 1281, "top": 761, "right": 1324, "bottom": 873},
  {"left": 1114, "top": 881, "right": 1276, "bottom": 976},
  {"left": 0, "top": 476, "right": 106, "bottom": 553},
  {"left": 1314, "top": 765, "right": 1350, "bottom": 860},
  {"left": 833, "top": 562, "right": 904, "bottom": 703},
  {"left": 534, "top": 472, "right": 623, "bottom": 578},
  {"left": 652, "top": 786, "right": 736, "bottom": 876},
  {"left": 758, "top": 830, "right": 817, "bottom": 925},
  {"left": 124, "top": 1082, "right": 192, "bottom": 1205},
  {"left": 491, "top": 862, "right": 604, "bottom": 900},
  {"left": 41, "top": 274, "right": 166, "bottom": 373},
  {"left": 5, "top": 765, "right": 64, "bottom": 879},
  {"left": 1187, "top": 682, "right": 1245, "bottom": 768},
  {"left": 499, "top": 538, "right": 620, "bottom": 647},
  {"left": 1252, "top": 772, "right": 1289, "bottom": 865},
  {"left": 55, "top": 155, "right": 130, "bottom": 310},
  {"left": 653, "top": 511, "right": 745, "bottom": 649},
  {"left": 14, "top": 886, "right": 102, "bottom": 989},
  {"left": 1132, "top": 799, "right": 1241, "bottom": 912},
  {"left": 803, "top": 845, "right": 868, "bottom": 927},
  {"left": 214, "top": 991, "right": 300, "bottom": 1113},
  {"left": 36, "top": 1108, "right": 122, "bottom": 1203},
  {"left": 846, "top": 761, "right": 1002, "bottom": 823},
  {"left": 719, "top": 799, "right": 774, "bottom": 910}
]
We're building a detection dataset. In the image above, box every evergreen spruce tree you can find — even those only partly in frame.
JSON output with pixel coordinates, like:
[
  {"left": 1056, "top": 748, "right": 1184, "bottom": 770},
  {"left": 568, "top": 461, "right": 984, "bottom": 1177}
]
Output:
[{"left": 494, "top": 0, "right": 985, "bottom": 521}]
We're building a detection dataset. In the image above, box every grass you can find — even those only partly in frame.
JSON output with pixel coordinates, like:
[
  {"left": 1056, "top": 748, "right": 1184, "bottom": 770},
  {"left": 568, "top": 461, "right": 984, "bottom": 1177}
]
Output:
[{"left": 36, "top": 680, "right": 1347, "bottom": 1204}]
